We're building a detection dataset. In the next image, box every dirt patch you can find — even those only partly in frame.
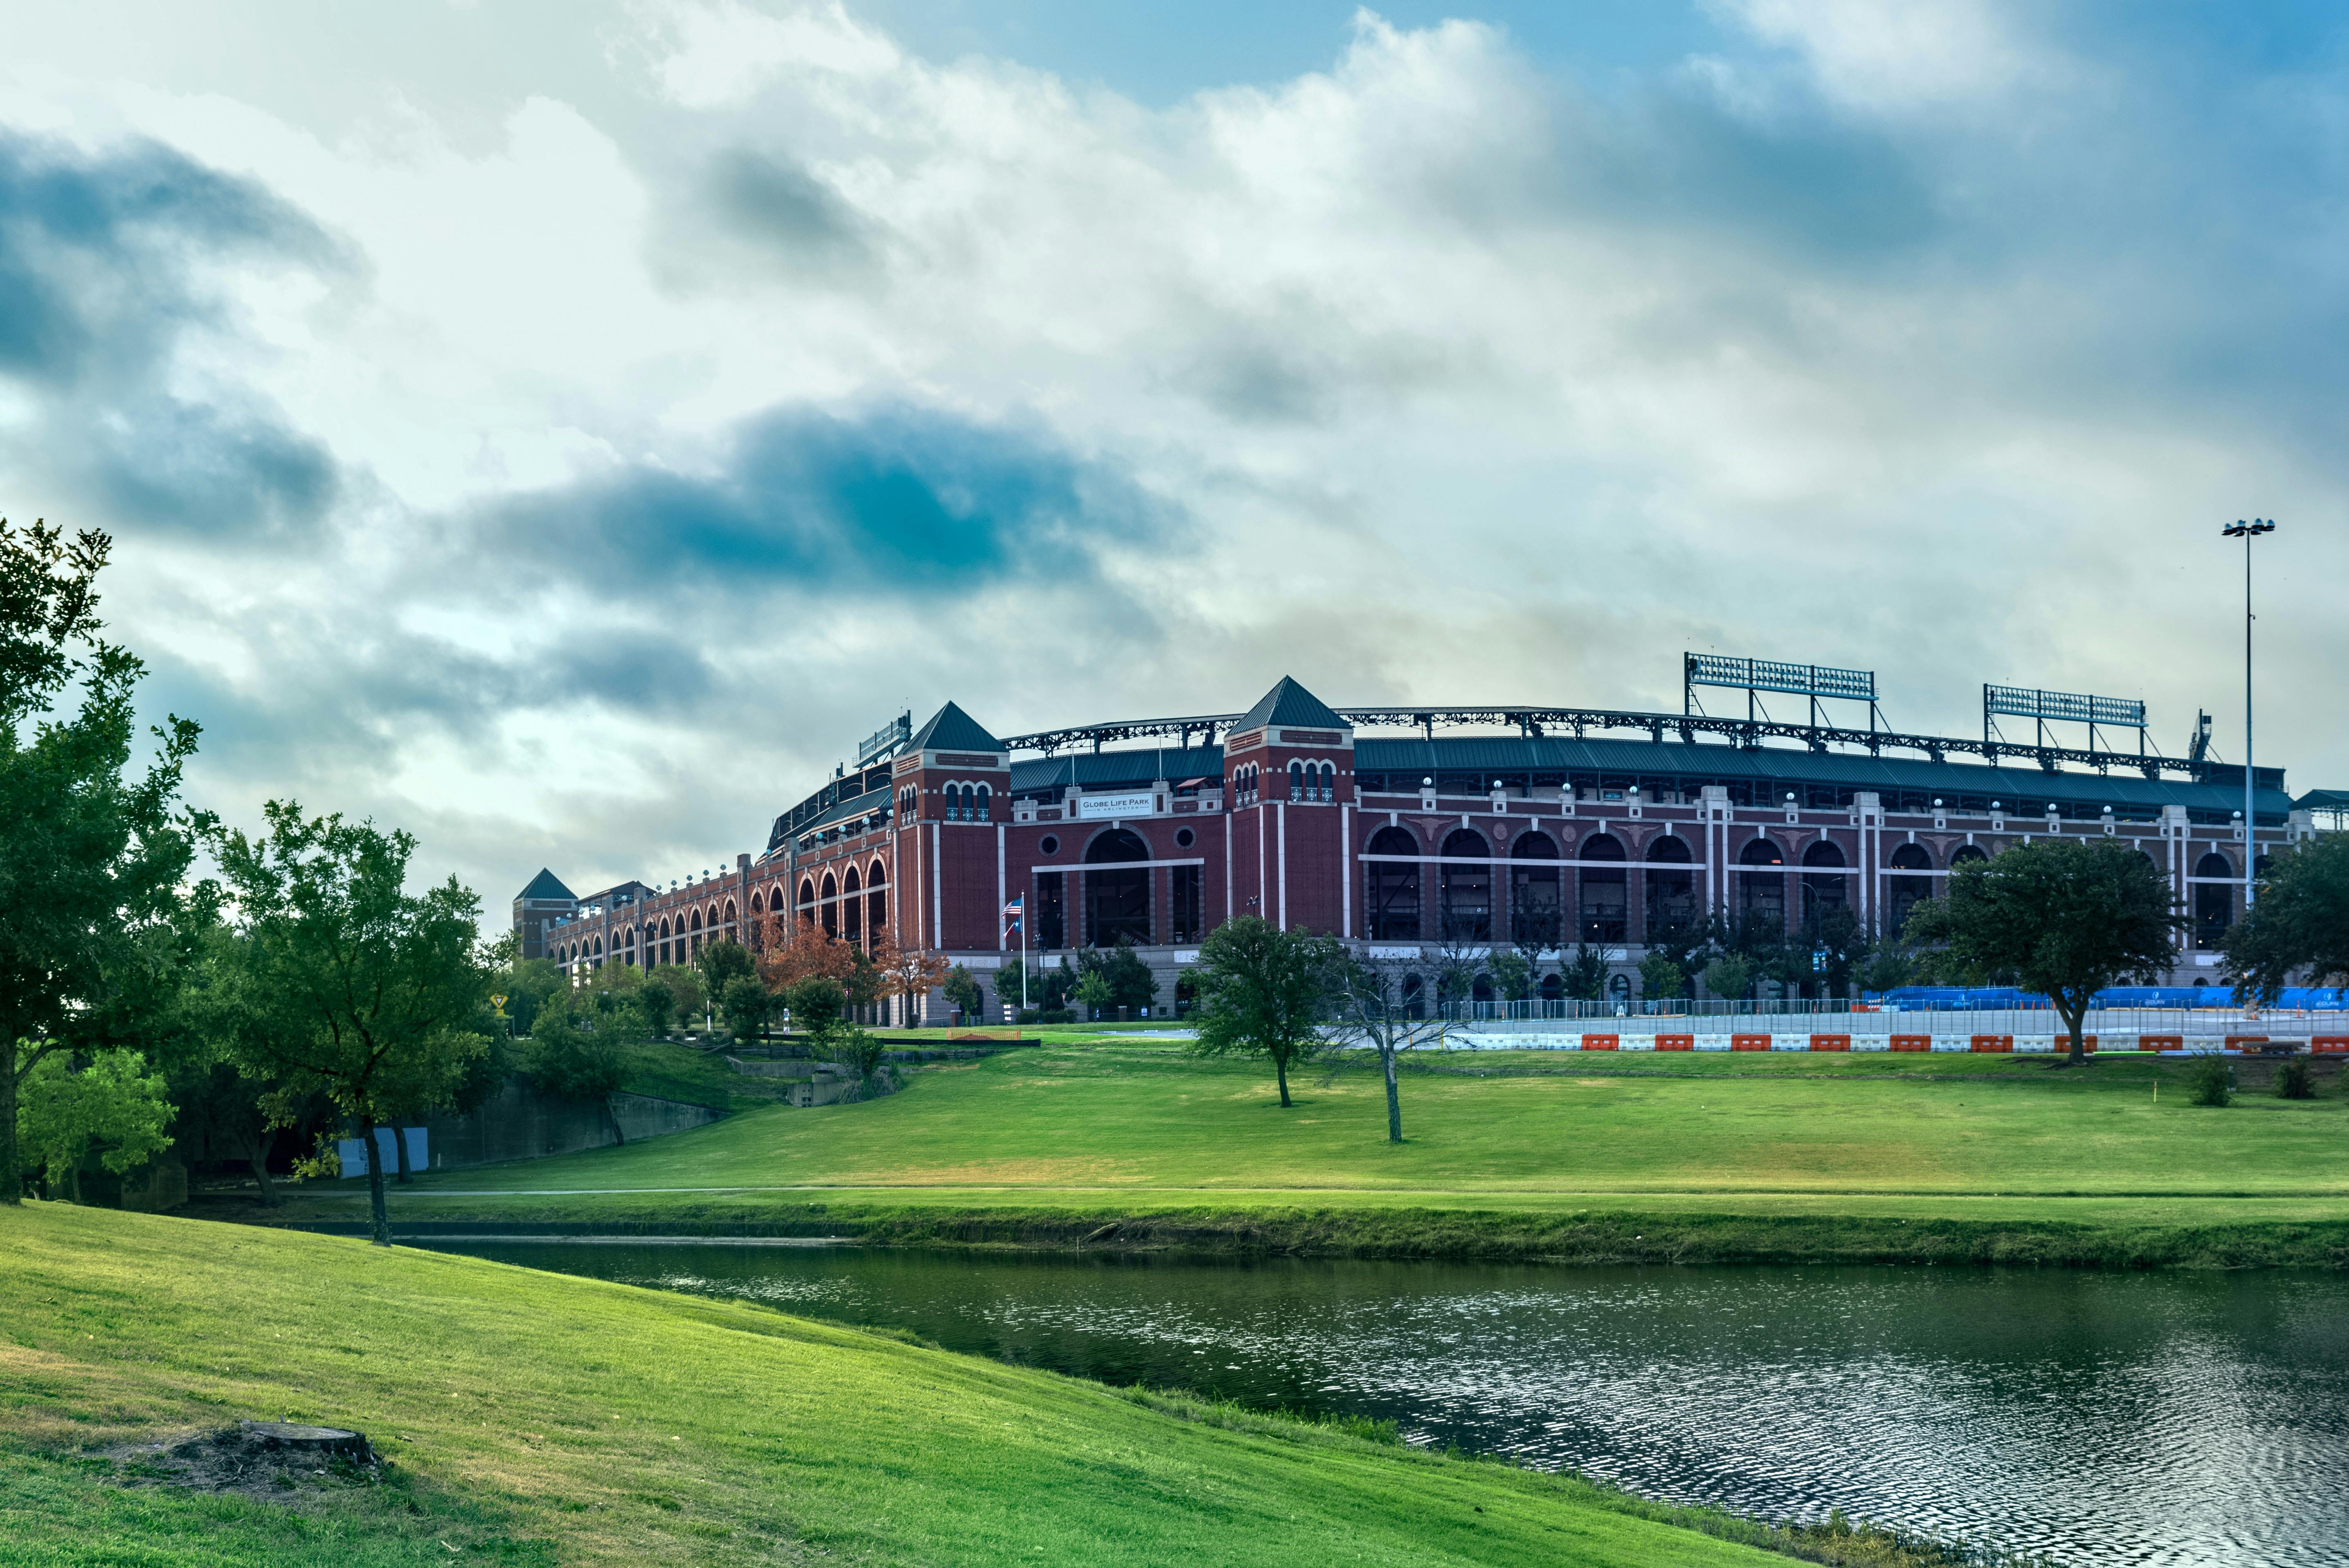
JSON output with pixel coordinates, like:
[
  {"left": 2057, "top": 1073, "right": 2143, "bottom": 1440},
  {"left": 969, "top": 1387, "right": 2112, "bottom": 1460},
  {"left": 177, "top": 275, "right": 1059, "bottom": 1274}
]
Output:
[{"left": 105, "top": 1420, "right": 384, "bottom": 1500}]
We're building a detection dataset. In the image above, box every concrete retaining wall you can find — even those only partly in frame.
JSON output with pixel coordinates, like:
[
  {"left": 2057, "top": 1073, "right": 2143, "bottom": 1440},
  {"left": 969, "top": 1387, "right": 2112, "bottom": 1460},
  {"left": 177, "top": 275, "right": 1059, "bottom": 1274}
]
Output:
[{"left": 421, "top": 1080, "right": 721, "bottom": 1170}]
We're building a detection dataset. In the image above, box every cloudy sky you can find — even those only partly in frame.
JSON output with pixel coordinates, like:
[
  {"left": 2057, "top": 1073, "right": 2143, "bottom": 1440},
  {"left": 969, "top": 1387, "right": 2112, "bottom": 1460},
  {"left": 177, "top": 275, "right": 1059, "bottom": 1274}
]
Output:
[{"left": 3, "top": 0, "right": 2343, "bottom": 911}]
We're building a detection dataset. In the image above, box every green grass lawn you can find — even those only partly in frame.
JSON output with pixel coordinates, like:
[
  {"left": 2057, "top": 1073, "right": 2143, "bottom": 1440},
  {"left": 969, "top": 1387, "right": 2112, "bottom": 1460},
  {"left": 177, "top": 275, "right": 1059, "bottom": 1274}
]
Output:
[
  {"left": 254, "top": 1043, "right": 2349, "bottom": 1266},
  {"left": 0, "top": 1203, "right": 1796, "bottom": 1567}
]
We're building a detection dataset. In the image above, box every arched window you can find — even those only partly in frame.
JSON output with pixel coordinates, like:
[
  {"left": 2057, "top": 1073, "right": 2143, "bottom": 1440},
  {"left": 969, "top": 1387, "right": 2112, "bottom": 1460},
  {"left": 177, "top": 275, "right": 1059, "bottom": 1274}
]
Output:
[
  {"left": 1084, "top": 828, "right": 1152, "bottom": 946},
  {"left": 2195, "top": 850, "right": 2236, "bottom": 948},
  {"left": 975, "top": 784, "right": 991, "bottom": 822},
  {"left": 1739, "top": 837, "right": 1786, "bottom": 930},
  {"left": 1950, "top": 845, "right": 1987, "bottom": 867},
  {"left": 1578, "top": 833, "right": 1626, "bottom": 943},
  {"left": 841, "top": 866, "right": 862, "bottom": 943},
  {"left": 1509, "top": 831, "right": 1561, "bottom": 951},
  {"left": 1366, "top": 826, "right": 1420, "bottom": 940},
  {"left": 1645, "top": 835, "right": 1695, "bottom": 939},
  {"left": 722, "top": 899, "right": 737, "bottom": 941},
  {"left": 819, "top": 873, "right": 837, "bottom": 938},
  {"left": 1323, "top": 763, "right": 1336, "bottom": 801},
  {"left": 1801, "top": 840, "right": 1847, "bottom": 921},
  {"left": 690, "top": 906, "right": 704, "bottom": 931},
  {"left": 1471, "top": 973, "right": 1495, "bottom": 1004},
  {"left": 1289, "top": 761, "right": 1304, "bottom": 802},
  {"left": 868, "top": 860, "right": 888, "bottom": 941},
  {"left": 1888, "top": 843, "right": 1933, "bottom": 933},
  {"left": 1440, "top": 829, "right": 1492, "bottom": 942},
  {"left": 1539, "top": 970, "right": 1563, "bottom": 1002}
]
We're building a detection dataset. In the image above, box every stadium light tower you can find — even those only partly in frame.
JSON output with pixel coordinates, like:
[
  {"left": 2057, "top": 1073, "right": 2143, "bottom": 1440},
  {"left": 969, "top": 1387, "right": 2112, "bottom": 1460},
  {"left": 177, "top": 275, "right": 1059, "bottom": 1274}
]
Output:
[{"left": 2222, "top": 518, "right": 2275, "bottom": 912}]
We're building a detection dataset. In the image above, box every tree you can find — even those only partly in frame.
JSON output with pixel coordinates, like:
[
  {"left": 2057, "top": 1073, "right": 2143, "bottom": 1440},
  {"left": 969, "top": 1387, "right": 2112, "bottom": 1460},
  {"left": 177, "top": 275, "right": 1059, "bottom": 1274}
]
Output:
[
  {"left": 698, "top": 937, "right": 754, "bottom": 994},
  {"left": 869, "top": 933, "right": 949, "bottom": 1027},
  {"left": 638, "top": 977, "right": 676, "bottom": 1038},
  {"left": 648, "top": 963, "right": 704, "bottom": 1028},
  {"left": 942, "top": 965, "right": 986, "bottom": 1023},
  {"left": 1638, "top": 951, "right": 1686, "bottom": 1002},
  {"left": 1073, "top": 970, "right": 1111, "bottom": 1020},
  {"left": 493, "top": 955, "right": 565, "bottom": 1036},
  {"left": 1904, "top": 838, "right": 2183, "bottom": 1065},
  {"left": 209, "top": 802, "right": 491, "bottom": 1245},
  {"left": 1488, "top": 950, "right": 1533, "bottom": 1005},
  {"left": 15, "top": 1049, "right": 173, "bottom": 1202},
  {"left": 1562, "top": 943, "right": 1609, "bottom": 1002},
  {"left": 527, "top": 985, "right": 636, "bottom": 1143},
  {"left": 1188, "top": 917, "right": 1338, "bottom": 1108},
  {"left": 2222, "top": 836, "right": 2349, "bottom": 1004},
  {"left": 1102, "top": 941, "right": 1159, "bottom": 1014},
  {"left": 720, "top": 975, "right": 770, "bottom": 1042},
  {"left": 1, "top": 519, "right": 207, "bottom": 1204},
  {"left": 1324, "top": 950, "right": 1451, "bottom": 1143},
  {"left": 1701, "top": 952, "right": 1753, "bottom": 1002},
  {"left": 782, "top": 975, "right": 844, "bottom": 1036},
  {"left": 757, "top": 914, "right": 856, "bottom": 997}
]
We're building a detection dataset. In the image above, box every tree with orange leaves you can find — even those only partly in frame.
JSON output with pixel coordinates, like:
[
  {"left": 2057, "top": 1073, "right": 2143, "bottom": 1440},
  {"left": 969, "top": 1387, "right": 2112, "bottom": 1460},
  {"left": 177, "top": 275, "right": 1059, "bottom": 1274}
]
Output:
[
  {"left": 756, "top": 912, "right": 855, "bottom": 994},
  {"left": 866, "top": 930, "right": 949, "bottom": 1027}
]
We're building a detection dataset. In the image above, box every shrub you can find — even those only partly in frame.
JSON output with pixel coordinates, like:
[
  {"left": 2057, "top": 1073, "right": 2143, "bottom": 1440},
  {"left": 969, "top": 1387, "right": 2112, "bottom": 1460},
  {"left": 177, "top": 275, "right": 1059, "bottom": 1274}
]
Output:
[
  {"left": 2186, "top": 1054, "right": 2233, "bottom": 1106},
  {"left": 2275, "top": 1054, "right": 2316, "bottom": 1100},
  {"left": 1040, "top": 1008, "right": 1075, "bottom": 1024},
  {"left": 1018, "top": 1007, "right": 1041, "bottom": 1025}
]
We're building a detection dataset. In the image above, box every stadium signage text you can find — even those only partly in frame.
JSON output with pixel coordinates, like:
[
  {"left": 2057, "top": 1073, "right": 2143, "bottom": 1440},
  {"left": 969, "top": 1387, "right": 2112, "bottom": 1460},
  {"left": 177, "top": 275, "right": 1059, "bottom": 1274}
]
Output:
[{"left": 1076, "top": 791, "right": 1157, "bottom": 820}]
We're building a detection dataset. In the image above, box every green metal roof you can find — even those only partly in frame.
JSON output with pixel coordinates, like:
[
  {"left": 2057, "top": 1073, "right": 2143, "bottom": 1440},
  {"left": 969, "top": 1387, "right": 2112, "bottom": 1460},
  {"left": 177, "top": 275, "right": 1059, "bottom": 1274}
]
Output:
[
  {"left": 1353, "top": 735, "right": 2289, "bottom": 815},
  {"left": 1232, "top": 676, "right": 1349, "bottom": 733},
  {"left": 516, "top": 867, "right": 575, "bottom": 902},
  {"left": 908, "top": 701, "right": 1004, "bottom": 753}
]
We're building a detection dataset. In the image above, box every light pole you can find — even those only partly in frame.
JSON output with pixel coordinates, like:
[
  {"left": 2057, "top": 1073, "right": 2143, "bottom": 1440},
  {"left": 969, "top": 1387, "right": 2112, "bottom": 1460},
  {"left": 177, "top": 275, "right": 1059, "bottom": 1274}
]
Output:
[{"left": 2221, "top": 519, "right": 2275, "bottom": 917}]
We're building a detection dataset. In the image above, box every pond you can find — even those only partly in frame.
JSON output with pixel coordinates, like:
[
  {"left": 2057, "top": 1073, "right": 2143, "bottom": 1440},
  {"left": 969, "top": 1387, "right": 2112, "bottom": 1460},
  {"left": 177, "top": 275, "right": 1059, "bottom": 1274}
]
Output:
[{"left": 434, "top": 1242, "right": 2349, "bottom": 1567}]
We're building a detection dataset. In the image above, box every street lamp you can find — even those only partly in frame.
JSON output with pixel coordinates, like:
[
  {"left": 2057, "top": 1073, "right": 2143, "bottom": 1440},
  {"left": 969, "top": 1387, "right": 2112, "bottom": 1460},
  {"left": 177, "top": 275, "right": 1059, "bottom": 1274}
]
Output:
[{"left": 2221, "top": 519, "right": 2275, "bottom": 914}]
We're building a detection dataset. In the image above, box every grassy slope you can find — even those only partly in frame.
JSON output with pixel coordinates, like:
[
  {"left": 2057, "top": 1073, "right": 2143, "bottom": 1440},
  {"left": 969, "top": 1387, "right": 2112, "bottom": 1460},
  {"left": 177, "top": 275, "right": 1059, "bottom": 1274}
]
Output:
[
  {"left": 263, "top": 1044, "right": 2349, "bottom": 1265},
  {"left": 0, "top": 1204, "right": 1778, "bottom": 1568}
]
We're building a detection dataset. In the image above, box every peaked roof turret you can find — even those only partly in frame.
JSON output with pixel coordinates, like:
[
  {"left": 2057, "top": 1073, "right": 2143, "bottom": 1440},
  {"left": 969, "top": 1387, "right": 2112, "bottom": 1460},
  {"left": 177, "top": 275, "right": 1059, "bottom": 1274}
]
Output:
[
  {"left": 517, "top": 867, "right": 575, "bottom": 902},
  {"left": 908, "top": 701, "right": 1005, "bottom": 754},
  {"left": 1233, "top": 676, "right": 1349, "bottom": 733}
]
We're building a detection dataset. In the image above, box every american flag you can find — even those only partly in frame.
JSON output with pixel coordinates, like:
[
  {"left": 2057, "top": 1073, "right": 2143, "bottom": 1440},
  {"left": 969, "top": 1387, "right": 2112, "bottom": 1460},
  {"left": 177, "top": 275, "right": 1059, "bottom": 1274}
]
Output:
[{"left": 1002, "top": 894, "right": 1023, "bottom": 939}]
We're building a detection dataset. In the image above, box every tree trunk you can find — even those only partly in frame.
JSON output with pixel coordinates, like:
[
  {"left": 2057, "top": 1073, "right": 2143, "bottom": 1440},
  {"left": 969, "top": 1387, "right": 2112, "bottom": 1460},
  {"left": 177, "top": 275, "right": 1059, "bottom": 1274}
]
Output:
[
  {"left": 1274, "top": 1052, "right": 1292, "bottom": 1107},
  {"left": 360, "top": 1116, "right": 391, "bottom": 1247},
  {"left": 2059, "top": 996, "right": 2088, "bottom": 1065},
  {"left": 243, "top": 1124, "right": 281, "bottom": 1207},
  {"left": 1382, "top": 1045, "right": 1403, "bottom": 1143},
  {"left": 0, "top": 1042, "right": 22, "bottom": 1204}
]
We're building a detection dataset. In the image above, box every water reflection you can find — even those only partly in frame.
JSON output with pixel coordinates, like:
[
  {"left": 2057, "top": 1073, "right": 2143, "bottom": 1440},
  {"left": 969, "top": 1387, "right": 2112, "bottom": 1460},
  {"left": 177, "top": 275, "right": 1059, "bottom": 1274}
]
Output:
[{"left": 441, "top": 1245, "right": 2349, "bottom": 1568}]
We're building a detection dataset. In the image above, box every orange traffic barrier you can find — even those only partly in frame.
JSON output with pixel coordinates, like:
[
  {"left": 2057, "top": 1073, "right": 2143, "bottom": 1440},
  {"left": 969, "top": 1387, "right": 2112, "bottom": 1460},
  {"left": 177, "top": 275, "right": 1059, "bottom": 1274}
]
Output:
[
  {"left": 1890, "top": 1034, "right": 1930, "bottom": 1052},
  {"left": 1581, "top": 1033, "right": 1619, "bottom": 1051},
  {"left": 2141, "top": 1033, "right": 2183, "bottom": 1051},
  {"left": 2313, "top": 1036, "right": 2349, "bottom": 1055},
  {"left": 1655, "top": 1033, "right": 1695, "bottom": 1051},
  {"left": 1970, "top": 1034, "right": 2013, "bottom": 1053},
  {"left": 2225, "top": 1035, "right": 2269, "bottom": 1052},
  {"left": 1809, "top": 1033, "right": 1852, "bottom": 1052},
  {"left": 1731, "top": 1033, "right": 1770, "bottom": 1051}
]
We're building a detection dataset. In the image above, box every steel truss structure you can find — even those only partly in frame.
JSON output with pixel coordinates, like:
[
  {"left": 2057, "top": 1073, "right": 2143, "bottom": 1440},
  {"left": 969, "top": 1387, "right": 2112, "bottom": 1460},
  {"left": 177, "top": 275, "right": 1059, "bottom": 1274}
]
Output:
[{"left": 996, "top": 703, "right": 2206, "bottom": 779}]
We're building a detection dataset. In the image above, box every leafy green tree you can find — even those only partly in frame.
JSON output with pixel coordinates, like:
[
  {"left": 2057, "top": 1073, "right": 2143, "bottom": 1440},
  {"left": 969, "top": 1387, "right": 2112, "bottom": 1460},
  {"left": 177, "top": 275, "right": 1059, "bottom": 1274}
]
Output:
[
  {"left": 698, "top": 938, "right": 754, "bottom": 993},
  {"left": 783, "top": 975, "right": 844, "bottom": 1035},
  {"left": 1488, "top": 950, "right": 1532, "bottom": 1003},
  {"left": 1, "top": 519, "right": 207, "bottom": 1204},
  {"left": 1904, "top": 838, "right": 2183, "bottom": 1065},
  {"left": 720, "top": 975, "right": 770, "bottom": 1042},
  {"left": 638, "top": 977, "right": 676, "bottom": 1038},
  {"left": 1562, "top": 943, "right": 1609, "bottom": 1002},
  {"left": 1073, "top": 970, "right": 1112, "bottom": 1021},
  {"left": 942, "top": 965, "right": 986, "bottom": 1023},
  {"left": 1797, "top": 905, "right": 1870, "bottom": 1000},
  {"left": 527, "top": 985, "right": 636, "bottom": 1143},
  {"left": 650, "top": 963, "right": 705, "bottom": 1027},
  {"left": 1701, "top": 952, "right": 1754, "bottom": 1002},
  {"left": 15, "top": 1049, "right": 173, "bottom": 1202},
  {"left": 2221, "top": 836, "right": 2349, "bottom": 1004},
  {"left": 1102, "top": 941, "right": 1159, "bottom": 1014},
  {"left": 1637, "top": 952, "right": 1686, "bottom": 1002},
  {"left": 493, "top": 955, "right": 564, "bottom": 1037},
  {"left": 209, "top": 802, "right": 491, "bottom": 1245},
  {"left": 1189, "top": 917, "right": 1338, "bottom": 1108}
]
